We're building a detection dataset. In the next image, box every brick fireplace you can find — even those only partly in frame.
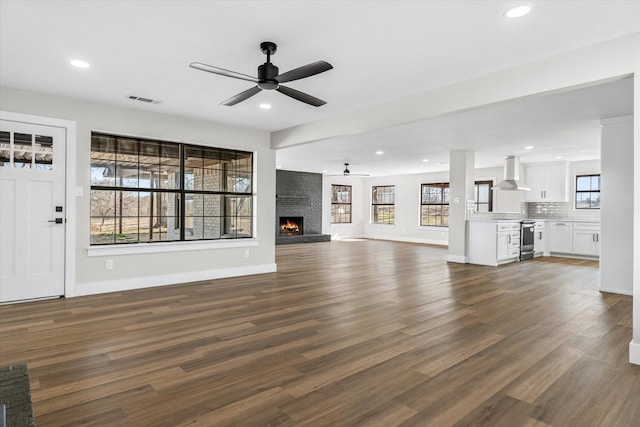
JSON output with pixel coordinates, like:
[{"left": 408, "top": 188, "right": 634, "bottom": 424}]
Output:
[{"left": 275, "top": 170, "right": 330, "bottom": 244}]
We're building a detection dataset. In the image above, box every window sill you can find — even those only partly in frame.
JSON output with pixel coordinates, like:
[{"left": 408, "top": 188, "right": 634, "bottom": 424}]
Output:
[{"left": 87, "top": 238, "right": 259, "bottom": 257}]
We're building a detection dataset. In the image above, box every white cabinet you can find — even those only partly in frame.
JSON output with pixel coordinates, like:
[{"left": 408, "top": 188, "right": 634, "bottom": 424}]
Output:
[
  {"left": 496, "top": 224, "right": 520, "bottom": 262},
  {"left": 534, "top": 221, "right": 546, "bottom": 256},
  {"left": 572, "top": 223, "right": 600, "bottom": 256},
  {"left": 548, "top": 222, "right": 573, "bottom": 253},
  {"left": 468, "top": 221, "right": 520, "bottom": 266},
  {"left": 525, "top": 163, "right": 568, "bottom": 202},
  {"left": 547, "top": 221, "right": 600, "bottom": 258}
]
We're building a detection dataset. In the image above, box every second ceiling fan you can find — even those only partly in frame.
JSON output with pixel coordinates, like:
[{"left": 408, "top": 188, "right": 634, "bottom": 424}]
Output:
[
  {"left": 190, "top": 41, "right": 333, "bottom": 107},
  {"left": 326, "top": 163, "right": 369, "bottom": 177}
]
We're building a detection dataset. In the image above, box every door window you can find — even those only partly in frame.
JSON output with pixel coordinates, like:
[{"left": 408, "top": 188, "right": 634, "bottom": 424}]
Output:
[{"left": 0, "top": 131, "right": 54, "bottom": 170}]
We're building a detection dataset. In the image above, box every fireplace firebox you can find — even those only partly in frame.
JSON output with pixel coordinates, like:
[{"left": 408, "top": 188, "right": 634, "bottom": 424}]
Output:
[{"left": 279, "top": 217, "right": 303, "bottom": 236}]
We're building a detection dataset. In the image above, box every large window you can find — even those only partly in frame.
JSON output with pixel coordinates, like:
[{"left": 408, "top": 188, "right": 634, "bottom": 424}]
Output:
[
  {"left": 331, "top": 184, "right": 352, "bottom": 223},
  {"left": 421, "top": 183, "right": 449, "bottom": 226},
  {"left": 575, "top": 174, "right": 600, "bottom": 209},
  {"left": 90, "top": 133, "right": 253, "bottom": 245},
  {"left": 474, "top": 180, "right": 493, "bottom": 213},
  {"left": 371, "top": 185, "right": 395, "bottom": 224}
]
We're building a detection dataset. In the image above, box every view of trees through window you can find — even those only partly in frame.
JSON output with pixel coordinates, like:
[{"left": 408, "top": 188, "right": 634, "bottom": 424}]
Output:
[
  {"left": 371, "top": 185, "right": 395, "bottom": 224},
  {"left": 331, "top": 184, "right": 352, "bottom": 223},
  {"left": 90, "top": 133, "right": 253, "bottom": 245},
  {"left": 421, "top": 183, "right": 449, "bottom": 226}
]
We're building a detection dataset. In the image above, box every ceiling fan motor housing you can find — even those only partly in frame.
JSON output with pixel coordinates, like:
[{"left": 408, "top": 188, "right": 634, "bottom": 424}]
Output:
[{"left": 258, "top": 63, "right": 279, "bottom": 90}]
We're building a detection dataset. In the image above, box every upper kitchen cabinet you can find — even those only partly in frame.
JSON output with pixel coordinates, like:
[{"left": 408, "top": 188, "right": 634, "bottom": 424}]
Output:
[{"left": 524, "top": 162, "right": 569, "bottom": 202}]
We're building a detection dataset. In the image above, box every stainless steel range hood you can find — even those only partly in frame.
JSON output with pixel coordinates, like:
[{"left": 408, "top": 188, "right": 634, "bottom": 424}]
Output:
[{"left": 491, "top": 155, "right": 531, "bottom": 191}]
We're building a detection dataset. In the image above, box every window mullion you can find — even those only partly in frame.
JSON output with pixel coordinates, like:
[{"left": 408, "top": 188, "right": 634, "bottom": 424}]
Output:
[{"left": 179, "top": 144, "right": 185, "bottom": 241}]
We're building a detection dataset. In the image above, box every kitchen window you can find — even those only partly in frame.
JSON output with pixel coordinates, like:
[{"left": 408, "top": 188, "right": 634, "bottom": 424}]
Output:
[
  {"left": 421, "top": 183, "right": 449, "bottom": 226},
  {"left": 90, "top": 133, "right": 253, "bottom": 245},
  {"left": 474, "top": 180, "right": 493, "bottom": 212},
  {"left": 371, "top": 185, "right": 395, "bottom": 224},
  {"left": 575, "top": 174, "right": 600, "bottom": 209},
  {"left": 331, "top": 184, "right": 352, "bottom": 223}
]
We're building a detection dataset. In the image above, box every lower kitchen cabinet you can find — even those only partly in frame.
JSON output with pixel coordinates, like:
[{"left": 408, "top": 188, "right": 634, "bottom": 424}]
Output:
[
  {"left": 548, "top": 221, "right": 600, "bottom": 258},
  {"left": 533, "top": 221, "right": 547, "bottom": 256},
  {"left": 468, "top": 221, "right": 520, "bottom": 266},
  {"left": 572, "top": 223, "right": 600, "bottom": 256}
]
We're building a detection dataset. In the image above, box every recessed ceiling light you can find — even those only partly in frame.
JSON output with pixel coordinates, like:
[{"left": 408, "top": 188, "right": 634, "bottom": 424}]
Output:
[
  {"left": 259, "top": 103, "right": 271, "bottom": 110},
  {"left": 276, "top": 165, "right": 282, "bottom": 169},
  {"left": 525, "top": 146, "right": 534, "bottom": 150},
  {"left": 555, "top": 156, "right": 563, "bottom": 159},
  {"left": 422, "top": 159, "right": 429, "bottom": 162},
  {"left": 505, "top": 5, "right": 532, "bottom": 18},
  {"left": 70, "top": 59, "right": 90, "bottom": 68},
  {"left": 375, "top": 150, "right": 383, "bottom": 155},
  {"left": 322, "top": 169, "right": 327, "bottom": 173}
]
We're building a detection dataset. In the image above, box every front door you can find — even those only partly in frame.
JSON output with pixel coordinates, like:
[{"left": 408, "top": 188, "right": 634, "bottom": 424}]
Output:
[{"left": 0, "top": 119, "right": 66, "bottom": 302}]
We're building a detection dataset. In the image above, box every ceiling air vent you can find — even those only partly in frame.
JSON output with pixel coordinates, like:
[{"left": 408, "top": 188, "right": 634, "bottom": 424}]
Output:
[{"left": 127, "top": 95, "right": 162, "bottom": 104}]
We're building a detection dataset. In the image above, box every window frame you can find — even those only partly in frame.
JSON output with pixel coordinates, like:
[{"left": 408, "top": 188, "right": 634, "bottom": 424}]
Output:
[
  {"left": 420, "top": 183, "right": 450, "bottom": 227},
  {"left": 474, "top": 180, "right": 494, "bottom": 213},
  {"left": 575, "top": 174, "right": 600, "bottom": 209},
  {"left": 371, "top": 185, "right": 395, "bottom": 225},
  {"left": 331, "top": 184, "right": 352, "bottom": 224},
  {"left": 90, "top": 132, "right": 253, "bottom": 246}
]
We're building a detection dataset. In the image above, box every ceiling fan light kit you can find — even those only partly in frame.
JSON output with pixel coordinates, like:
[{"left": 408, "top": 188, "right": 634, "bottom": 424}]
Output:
[{"left": 190, "top": 41, "right": 333, "bottom": 107}]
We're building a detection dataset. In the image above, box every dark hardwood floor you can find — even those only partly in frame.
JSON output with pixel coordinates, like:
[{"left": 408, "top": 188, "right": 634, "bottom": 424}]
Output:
[{"left": 1, "top": 240, "right": 639, "bottom": 426}]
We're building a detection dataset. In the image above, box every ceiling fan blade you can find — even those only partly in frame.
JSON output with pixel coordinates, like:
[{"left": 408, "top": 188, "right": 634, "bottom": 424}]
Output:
[
  {"left": 276, "top": 85, "right": 326, "bottom": 107},
  {"left": 190, "top": 62, "right": 258, "bottom": 83},
  {"left": 221, "top": 86, "right": 262, "bottom": 106},
  {"left": 276, "top": 61, "right": 333, "bottom": 83}
]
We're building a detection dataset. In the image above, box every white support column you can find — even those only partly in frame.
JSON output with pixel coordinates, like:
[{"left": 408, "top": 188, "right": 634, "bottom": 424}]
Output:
[
  {"left": 631, "top": 61, "right": 640, "bottom": 365},
  {"left": 600, "top": 116, "right": 633, "bottom": 296},
  {"left": 447, "top": 150, "right": 475, "bottom": 263}
]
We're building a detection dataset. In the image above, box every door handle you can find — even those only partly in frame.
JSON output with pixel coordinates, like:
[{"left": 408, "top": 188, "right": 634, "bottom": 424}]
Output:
[{"left": 48, "top": 218, "right": 63, "bottom": 224}]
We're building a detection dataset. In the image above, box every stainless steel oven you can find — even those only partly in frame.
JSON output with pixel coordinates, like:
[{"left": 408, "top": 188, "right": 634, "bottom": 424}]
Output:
[{"left": 520, "top": 220, "right": 535, "bottom": 260}]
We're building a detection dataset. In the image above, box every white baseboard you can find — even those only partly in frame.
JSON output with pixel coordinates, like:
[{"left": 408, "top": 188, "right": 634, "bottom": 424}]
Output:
[
  {"left": 599, "top": 287, "right": 633, "bottom": 296},
  {"left": 630, "top": 340, "right": 640, "bottom": 365},
  {"left": 72, "top": 263, "right": 277, "bottom": 297},
  {"left": 446, "top": 255, "right": 467, "bottom": 264}
]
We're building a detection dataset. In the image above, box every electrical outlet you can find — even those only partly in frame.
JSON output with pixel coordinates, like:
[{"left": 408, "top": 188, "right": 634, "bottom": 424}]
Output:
[
  {"left": 105, "top": 259, "right": 114, "bottom": 270},
  {"left": 244, "top": 249, "right": 250, "bottom": 258}
]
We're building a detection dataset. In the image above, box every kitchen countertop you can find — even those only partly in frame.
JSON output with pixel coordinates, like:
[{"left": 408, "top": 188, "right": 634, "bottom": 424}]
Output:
[{"left": 467, "top": 218, "right": 600, "bottom": 223}]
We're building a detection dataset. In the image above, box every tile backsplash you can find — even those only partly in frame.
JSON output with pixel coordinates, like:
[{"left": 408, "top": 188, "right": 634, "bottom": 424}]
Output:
[
  {"left": 526, "top": 202, "right": 600, "bottom": 221},
  {"left": 469, "top": 202, "right": 600, "bottom": 221}
]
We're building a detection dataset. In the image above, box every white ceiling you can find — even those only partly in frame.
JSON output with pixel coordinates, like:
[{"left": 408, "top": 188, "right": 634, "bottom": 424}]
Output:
[{"left": 1, "top": 1, "right": 638, "bottom": 176}]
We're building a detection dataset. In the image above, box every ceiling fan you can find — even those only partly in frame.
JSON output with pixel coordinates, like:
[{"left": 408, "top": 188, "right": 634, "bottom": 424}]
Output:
[
  {"left": 190, "top": 41, "right": 333, "bottom": 107},
  {"left": 326, "top": 163, "right": 370, "bottom": 177}
]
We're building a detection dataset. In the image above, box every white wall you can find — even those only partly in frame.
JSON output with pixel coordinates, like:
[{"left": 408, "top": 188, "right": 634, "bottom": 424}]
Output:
[
  {"left": 361, "top": 171, "right": 450, "bottom": 246},
  {"left": 322, "top": 175, "right": 365, "bottom": 239},
  {"left": 0, "top": 86, "right": 275, "bottom": 297}
]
